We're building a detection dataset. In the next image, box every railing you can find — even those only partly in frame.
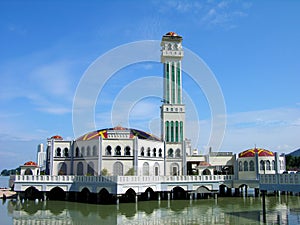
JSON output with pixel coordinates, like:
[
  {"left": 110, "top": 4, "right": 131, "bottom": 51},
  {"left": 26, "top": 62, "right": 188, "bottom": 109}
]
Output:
[
  {"left": 12, "top": 175, "right": 233, "bottom": 184},
  {"left": 117, "top": 175, "right": 233, "bottom": 183},
  {"left": 260, "top": 174, "right": 300, "bottom": 185},
  {"left": 14, "top": 175, "right": 76, "bottom": 182}
]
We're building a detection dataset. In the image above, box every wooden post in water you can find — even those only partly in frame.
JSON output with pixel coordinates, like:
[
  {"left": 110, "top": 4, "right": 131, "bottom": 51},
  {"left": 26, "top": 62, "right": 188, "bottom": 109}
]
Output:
[{"left": 262, "top": 190, "right": 266, "bottom": 223}]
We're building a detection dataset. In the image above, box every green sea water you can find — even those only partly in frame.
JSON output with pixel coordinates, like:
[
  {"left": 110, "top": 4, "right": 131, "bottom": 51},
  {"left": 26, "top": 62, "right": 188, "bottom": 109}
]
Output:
[{"left": 1, "top": 195, "right": 300, "bottom": 224}]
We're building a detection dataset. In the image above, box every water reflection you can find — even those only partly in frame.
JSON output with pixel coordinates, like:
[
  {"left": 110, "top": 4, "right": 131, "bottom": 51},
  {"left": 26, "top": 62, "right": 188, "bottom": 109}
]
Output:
[{"left": 3, "top": 196, "right": 300, "bottom": 225}]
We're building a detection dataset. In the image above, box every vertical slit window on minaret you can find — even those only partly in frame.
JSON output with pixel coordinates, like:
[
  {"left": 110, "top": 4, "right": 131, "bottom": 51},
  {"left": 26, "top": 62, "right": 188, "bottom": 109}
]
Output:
[
  {"left": 175, "top": 121, "right": 179, "bottom": 142},
  {"left": 166, "top": 62, "right": 169, "bottom": 103},
  {"left": 172, "top": 63, "right": 175, "bottom": 103},
  {"left": 165, "top": 121, "right": 169, "bottom": 142},
  {"left": 177, "top": 62, "right": 181, "bottom": 104},
  {"left": 180, "top": 121, "right": 183, "bottom": 142},
  {"left": 171, "top": 121, "right": 174, "bottom": 142}
]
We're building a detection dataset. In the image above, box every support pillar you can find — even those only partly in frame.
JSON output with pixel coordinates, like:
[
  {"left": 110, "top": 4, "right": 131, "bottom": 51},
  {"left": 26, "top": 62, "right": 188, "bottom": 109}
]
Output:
[
  {"left": 43, "top": 192, "right": 47, "bottom": 201},
  {"left": 262, "top": 190, "right": 266, "bottom": 223}
]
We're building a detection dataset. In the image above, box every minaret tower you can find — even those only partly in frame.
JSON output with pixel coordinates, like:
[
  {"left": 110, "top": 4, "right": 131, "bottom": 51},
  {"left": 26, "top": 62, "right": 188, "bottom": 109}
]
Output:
[{"left": 161, "top": 32, "right": 186, "bottom": 175}]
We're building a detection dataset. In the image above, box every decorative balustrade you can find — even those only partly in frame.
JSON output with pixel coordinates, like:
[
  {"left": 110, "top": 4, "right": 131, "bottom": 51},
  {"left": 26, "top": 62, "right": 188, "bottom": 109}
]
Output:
[
  {"left": 260, "top": 174, "right": 300, "bottom": 185},
  {"left": 13, "top": 174, "right": 233, "bottom": 184}
]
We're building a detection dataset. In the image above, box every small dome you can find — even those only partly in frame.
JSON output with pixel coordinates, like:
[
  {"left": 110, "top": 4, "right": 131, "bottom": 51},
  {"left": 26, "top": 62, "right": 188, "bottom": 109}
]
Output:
[
  {"left": 50, "top": 135, "right": 63, "bottom": 140},
  {"left": 24, "top": 161, "right": 38, "bottom": 166},
  {"left": 239, "top": 148, "right": 274, "bottom": 158},
  {"left": 165, "top": 31, "right": 178, "bottom": 36}
]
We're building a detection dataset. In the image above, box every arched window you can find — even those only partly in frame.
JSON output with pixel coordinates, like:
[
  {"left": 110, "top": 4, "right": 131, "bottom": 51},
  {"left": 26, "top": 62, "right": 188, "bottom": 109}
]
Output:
[
  {"left": 77, "top": 162, "right": 83, "bottom": 175},
  {"left": 113, "top": 162, "right": 123, "bottom": 176},
  {"left": 175, "top": 148, "right": 180, "bottom": 157},
  {"left": 202, "top": 169, "right": 211, "bottom": 175},
  {"left": 143, "top": 162, "right": 149, "bottom": 176},
  {"left": 168, "top": 148, "right": 174, "bottom": 158},
  {"left": 64, "top": 148, "right": 69, "bottom": 157},
  {"left": 154, "top": 163, "right": 159, "bottom": 176},
  {"left": 153, "top": 148, "right": 156, "bottom": 157},
  {"left": 272, "top": 160, "right": 276, "bottom": 170},
  {"left": 75, "top": 147, "right": 79, "bottom": 157},
  {"left": 81, "top": 147, "right": 85, "bottom": 157},
  {"left": 168, "top": 43, "right": 172, "bottom": 50},
  {"left": 171, "top": 163, "right": 179, "bottom": 176},
  {"left": 243, "top": 161, "right": 248, "bottom": 171},
  {"left": 249, "top": 160, "right": 255, "bottom": 171},
  {"left": 159, "top": 148, "right": 162, "bottom": 157},
  {"left": 115, "top": 146, "right": 121, "bottom": 156},
  {"left": 238, "top": 161, "right": 243, "bottom": 171},
  {"left": 147, "top": 147, "right": 151, "bottom": 157},
  {"left": 125, "top": 146, "right": 131, "bottom": 156},
  {"left": 24, "top": 168, "right": 33, "bottom": 175},
  {"left": 92, "top": 145, "right": 97, "bottom": 156},
  {"left": 141, "top": 147, "right": 144, "bottom": 156},
  {"left": 260, "top": 160, "right": 265, "bottom": 171},
  {"left": 86, "top": 146, "right": 91, "bottom": 157},
  {"left": 106, "top": 145, "right": 112, "bottom": 156},
  {"left": 87, "top": 162, "right": 94, "bottom": 175},
  {"left": 58, "top": 162, "right": 67, "bottom": 175},
  {"left": 266, "top": 160, "right": 271, "bottom": 170},
  {"left": 56, "top": 148, "right": 61, "bottom": 157}
]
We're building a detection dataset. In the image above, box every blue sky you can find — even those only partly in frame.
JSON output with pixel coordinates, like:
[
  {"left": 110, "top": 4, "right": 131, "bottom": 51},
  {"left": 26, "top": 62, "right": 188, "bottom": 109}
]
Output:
[{"left": 1, "top": 0, "right": 300, "bottom": 170}]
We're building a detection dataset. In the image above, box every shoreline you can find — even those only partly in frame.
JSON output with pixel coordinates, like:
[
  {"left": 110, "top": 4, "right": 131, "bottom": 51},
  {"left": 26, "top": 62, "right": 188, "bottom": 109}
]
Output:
[{"left": 0, "top": 188, "right": 16, "bottom": 199}]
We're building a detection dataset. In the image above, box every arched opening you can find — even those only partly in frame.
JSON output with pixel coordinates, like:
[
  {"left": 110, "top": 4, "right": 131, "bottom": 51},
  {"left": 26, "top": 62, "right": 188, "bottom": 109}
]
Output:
[
  {"left": 140, "top": 187, "right": 156, "bottom": 201},
  {"left": 113, "top": 162, "right": 123, "bottom": 176},
  {"left": 272, "top": 160, "right": 275, "bottom": 170},
  {"left": 87, "top": 162, "right": 95, "bottom": 176},
  {"left": 92, "top": 145, "right": 97, "bottom": 156},
  {"left": 105, "top": 145, "right": 112, "bottom": 156},
  {"left": 56, "top": 147, "right": 61, "bottom": 157},
  {"left": 168, "top": 148, "right": 174, "bottom": 158},
  {"left": 63, "top": 148, "right": 69, "bottom": 157},
  {"left": 244, "top": 161, "right": 248, "bottom": 171},
  {"left": 141, "top": 147, "right": 144, "bottom": 156},
  {"left": 175, "top": 148, "right": 180, "bottom": 157},
  {"left": 98, "top": 188, "right": 112, "bottom": 204},
  {"left": 81, "top": 147, "right": 85, "bottom": 157},
  {"left": 120, "top": 188, "right": 136, "bottom": 203},
  {"left": 115, "top": 146, "right": 121, "bottom": 156},
  {"left": 125, "top": 146, "right": 131, "bottom": 156},
  {"left": 158, "top": 148, "right": 162, "bottom": 157},
  {"left": 86, "top": 146, "right": 91, "bottom": 157},
  {"left": 153, "top": 148, "right": 156, "bottom": 157},
  {"left": 249, "top": 160, "right": 255, "bottom": 171},
  {"left": 143, "top": 162, "right": 149, "bottom": 176},
  {"left": 78, "top": 187, "right": 91, "bottom": 203},
  {"left": 147, "top": 147, "right": 151, "bottom": 157},
  {"left": 170, "top": 163, "right": 179, "bottom": 175},
  {"left": 196, "top": 186, "right": 211, "bottom": 199},
  {"left": 172, "top": 186, "right": 186, "bottom": 200},
  {"left": 24, "top": 168, "right": 33, "bottom": 175},
  {"left": 75, "top": 147, "right": 79, "bottom": 157},
  {"left": 239, "top": 161, "right": 243, "bottom": 171},
  {"left": 219, "top": 184, "right": 231, "bottom": 197},
  {"left": 58, "top": 162, "right": 67, "bottom": 175},
  {"left": 24, "top": 187, "right": 42, "bottom": 200},
  {"left": 154, "top": 163, "right": 159, "bottom": 176},
  {"left": 77, "top": 162, "right": 83, "bottom": 175},
  {"left": 260, "top": 160, "right": 265, "bottom": 171},
  {"left": 266, "top": 160, "right": 271, "bottom": 170},
  {"left": 202, "top": 169, "right": 211, "bottom": 175},
  {"left": 48, "top": 187, "right": 66, "bottom": 200}
]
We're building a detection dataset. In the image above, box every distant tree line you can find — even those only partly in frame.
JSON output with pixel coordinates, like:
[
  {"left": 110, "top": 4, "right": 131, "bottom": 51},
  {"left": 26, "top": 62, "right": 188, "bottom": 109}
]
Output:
[
  {"left": 285, "top": 155, "right": 300, "bottom": 171},
  {"left": 1, "top": 167, "right": 21, "bottom": 176}
]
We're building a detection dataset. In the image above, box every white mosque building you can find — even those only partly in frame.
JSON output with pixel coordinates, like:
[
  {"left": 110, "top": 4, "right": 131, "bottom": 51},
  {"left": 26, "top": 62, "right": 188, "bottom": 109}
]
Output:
[{"left": 30, "top": 32, "right": 285, "bottom": 181}]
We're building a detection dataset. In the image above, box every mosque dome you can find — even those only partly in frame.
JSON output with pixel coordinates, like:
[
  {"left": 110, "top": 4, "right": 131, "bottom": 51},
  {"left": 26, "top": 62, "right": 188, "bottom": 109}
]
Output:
[
  {"left": 50, "top": 135, "right": 63, "bottom": 140},
  {"left": 76, "top": 126, "right": 161, "bottom": 141},
  {"left": 238, "top": 148, "right": 274, "bottom": 158},
  {"left": 165, "top": 31, "right": 178, "bottom": 36},
  {"left": 24, "top": 161, "right": 38, "bottom": 166}
]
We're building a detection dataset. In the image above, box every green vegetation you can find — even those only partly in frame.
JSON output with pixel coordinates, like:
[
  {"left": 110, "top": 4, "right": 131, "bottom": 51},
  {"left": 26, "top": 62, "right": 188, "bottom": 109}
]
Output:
[
  {"left": 285, "top": 155, "right": 300, "bottom": 171},
  {"left": 101, "top": 168, "right": 109, "bottom": 176},
  {"left": 125, "top": 168, "right": 135, "bottom": 176},
  {"left": 1, "top": 167, "right": 20, "bottom": 176}
]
